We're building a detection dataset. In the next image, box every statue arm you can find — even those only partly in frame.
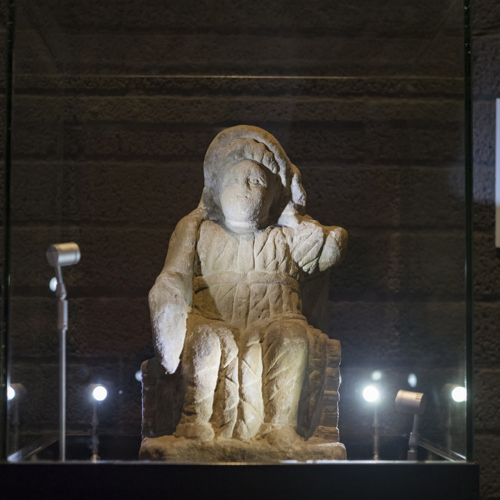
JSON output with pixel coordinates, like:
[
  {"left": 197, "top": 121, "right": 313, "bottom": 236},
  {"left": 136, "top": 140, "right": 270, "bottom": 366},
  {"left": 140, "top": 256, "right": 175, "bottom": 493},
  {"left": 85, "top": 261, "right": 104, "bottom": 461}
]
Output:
[
  {"left": 280, "top": 207, "right": 347, "bottom": 274},
  {"left": 148, "top": 207, "right": 205, "bottom": 374},
  {"left": 318, "top": 224, "right": 348, "bottom": 272}
]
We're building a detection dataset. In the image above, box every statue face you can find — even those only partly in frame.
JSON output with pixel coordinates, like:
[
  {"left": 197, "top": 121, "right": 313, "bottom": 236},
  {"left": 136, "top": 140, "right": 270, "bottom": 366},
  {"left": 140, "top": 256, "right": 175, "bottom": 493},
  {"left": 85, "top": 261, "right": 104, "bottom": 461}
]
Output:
[{"left": 220, "top": 160, "right": 274, "bottom": 229}]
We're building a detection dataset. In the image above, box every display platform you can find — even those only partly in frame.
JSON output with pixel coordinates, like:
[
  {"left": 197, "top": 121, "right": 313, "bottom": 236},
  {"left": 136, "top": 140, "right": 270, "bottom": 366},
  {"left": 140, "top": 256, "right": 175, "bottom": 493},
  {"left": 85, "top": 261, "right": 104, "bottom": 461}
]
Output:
[{"left": 0, "top": 461, "right": 479, "bottom": 500}]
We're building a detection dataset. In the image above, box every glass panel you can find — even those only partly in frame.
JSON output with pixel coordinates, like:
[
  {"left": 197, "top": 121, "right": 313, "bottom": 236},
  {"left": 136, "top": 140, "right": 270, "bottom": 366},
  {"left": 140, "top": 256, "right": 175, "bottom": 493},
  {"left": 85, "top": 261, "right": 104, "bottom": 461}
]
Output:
[{"left": 6, "top": 0, "right": 468, "bottom": 461}]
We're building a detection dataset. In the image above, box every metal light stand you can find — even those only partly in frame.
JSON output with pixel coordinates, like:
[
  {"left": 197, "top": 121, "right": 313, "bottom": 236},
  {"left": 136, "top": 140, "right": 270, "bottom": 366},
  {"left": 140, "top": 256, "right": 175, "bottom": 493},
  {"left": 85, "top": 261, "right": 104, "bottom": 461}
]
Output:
[
  {"left": 12, "top": 397, "right": 19, "bottom": 455},
  {"left": 373, "top": 403, "right": 380, "bottom": 461},
  {"left": 395, "top": 390, "right": 427, "bottom": 461},
  {"left": 90, "top": 400, "right": 100, "bottom": 462},
  {"left": 55, "top": 266, "right": 68, "bottom": 462},
  {"left": 407, "top": 414, "right": 421, "bottom": 461},
  {"left": 46, "top": 242, "right": 81, "bottom": 462},
  {"left": 7, "top": 384, "right": 26, "bottom": 456}
]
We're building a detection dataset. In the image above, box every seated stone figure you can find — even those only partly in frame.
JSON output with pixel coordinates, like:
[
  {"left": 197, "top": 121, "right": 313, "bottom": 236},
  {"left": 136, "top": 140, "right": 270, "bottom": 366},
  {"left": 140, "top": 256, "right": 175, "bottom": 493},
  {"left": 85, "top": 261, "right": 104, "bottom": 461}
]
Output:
[{"left": 140, "top": 125, "right": 348, "bottom": 461}]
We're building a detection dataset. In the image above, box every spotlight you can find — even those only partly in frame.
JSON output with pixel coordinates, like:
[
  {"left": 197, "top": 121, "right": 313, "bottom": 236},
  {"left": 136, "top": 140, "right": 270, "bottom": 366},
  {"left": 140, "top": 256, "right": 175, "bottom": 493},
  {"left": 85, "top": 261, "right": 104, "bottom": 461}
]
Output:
[
  {"left": 451, "top": 386, "right": 466, "bottom": 403},
  {"left": 7, "top": 385, "right": 15, "bottom": 401},
  {"left": 46, "top": 241, "right": 81, "bottom": 462},
  {"left": 135, "top": 370, "right": 142, "bottom": 382},
  {"left": 363, "top": 385, "right": 380, "bottom": 403},
  {"left": 7, "top": 384, "right": 26, "bottom": 455},
  {"left": 408, "top": 373, "right": 417, "bottom": 388},
  {"left": 46, "top": 243, "right": 81, "bottom": 268},
  {"left": 49, "top": 277, "right": 58, "bottom": 292},
  {"left": 371, "top": 370, "right": 382, "bottom": 381},
  {"left": 395, "top": 390, "right": 427, "bottom": 460},
  {"left": 87, "top": 383, "right": 110, "bottom": 461},
  {"left": 363, "top": 384, "right": 381, "bottom": 460},
  {"left": 395, "top": 390, "right": 427, "bottom": 415},
  {"left": 7, "top": 383, "right": 26, "bottom": 402},
  {"left": 91, "top": 385, "right": 108, "bottom": 402}
]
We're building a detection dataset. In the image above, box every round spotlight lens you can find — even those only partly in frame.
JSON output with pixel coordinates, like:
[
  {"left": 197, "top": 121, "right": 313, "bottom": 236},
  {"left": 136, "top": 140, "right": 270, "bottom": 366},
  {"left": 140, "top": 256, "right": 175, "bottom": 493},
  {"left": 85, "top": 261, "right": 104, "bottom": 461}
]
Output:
[
  {"left": 452, "top": 386, "right": 466, "bottom": 403},
  {"left": 363, "top": 385, "right": 380, "bottom": 403},
  {"left": 92, "top": 385, "right": 108, "bottom": 402},
  {"left": 408, "top": 373, "right": 418, "bottom": 388},
  {"left": 49, "top": 277, "right": 58, "bottom": 292},
  {"left": 135, "top": 370, "right": 142, "bottom": 382},
  {"left": 371, "top": 370, "right": 382, "bottom": 381},
  {"left": 7, "top": 385, "right": 15, "bottom": 401}
]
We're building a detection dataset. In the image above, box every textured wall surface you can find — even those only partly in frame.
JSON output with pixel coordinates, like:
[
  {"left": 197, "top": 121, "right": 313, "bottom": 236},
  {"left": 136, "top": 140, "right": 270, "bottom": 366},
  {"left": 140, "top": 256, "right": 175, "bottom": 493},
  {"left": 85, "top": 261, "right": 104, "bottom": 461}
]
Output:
[
  {"left": 0, "top": 4, "right": 7, "bottom": 270},
  {"left": 0, "top": 2, "right": 8, "bottom": 450},
  {"left": 473, "top": 0, "right": 500, "bottom": 498},
  {"left": 2, "top": 0, "right": 490, "bottom": 477}
]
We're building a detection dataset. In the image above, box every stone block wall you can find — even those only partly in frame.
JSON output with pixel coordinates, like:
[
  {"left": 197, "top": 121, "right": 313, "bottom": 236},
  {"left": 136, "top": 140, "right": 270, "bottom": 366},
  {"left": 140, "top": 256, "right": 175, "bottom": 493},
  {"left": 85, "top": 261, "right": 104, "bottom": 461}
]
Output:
[
  {"left": 7, "top": 72, "right": 467, "bottom": 445},
  {"left": 2, "top": 0, "right": 493, "bottom": 482},
  {"left": 473, "top": 0, "right": 500, "bottom": 498}
]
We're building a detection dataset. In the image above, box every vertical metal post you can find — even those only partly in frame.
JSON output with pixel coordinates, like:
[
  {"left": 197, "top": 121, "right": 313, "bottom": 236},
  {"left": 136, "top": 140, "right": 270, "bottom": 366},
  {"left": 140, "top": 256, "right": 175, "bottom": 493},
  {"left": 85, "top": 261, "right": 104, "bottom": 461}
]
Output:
[
  {"left": 47, "top": 244, "right": 80, "bottom": 462},
  {"left": 12, "top": 398, "right": 19, "bottom": 454},
  {"left": 55, "top": 263, "right": 68, "bottom": 462},
  {"left": 407, "top": 414, "right": 421, "bottom": 461},
  {"left": 58, "top": 298, "right": 68, "bottom": 461},
  {"left": 373, "top": 404, "right": 379, "bottom": 461},
  {"left": 91, "top": 400, "right": 99, "bottom": 462}
]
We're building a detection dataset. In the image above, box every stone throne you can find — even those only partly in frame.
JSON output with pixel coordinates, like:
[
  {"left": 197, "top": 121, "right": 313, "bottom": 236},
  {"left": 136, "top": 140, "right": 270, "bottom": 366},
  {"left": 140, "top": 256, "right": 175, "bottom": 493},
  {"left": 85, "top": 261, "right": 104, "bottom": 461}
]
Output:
[{"left": 140, "top": 271, "right": 346, "bottom": 462}]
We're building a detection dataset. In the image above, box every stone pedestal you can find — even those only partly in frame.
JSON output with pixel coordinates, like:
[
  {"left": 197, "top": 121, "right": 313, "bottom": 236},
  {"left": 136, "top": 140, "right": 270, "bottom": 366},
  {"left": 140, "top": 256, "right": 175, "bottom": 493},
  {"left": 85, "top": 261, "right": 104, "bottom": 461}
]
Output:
[{"left": 140, "top": 435, "right": 346, "bottom": 462}]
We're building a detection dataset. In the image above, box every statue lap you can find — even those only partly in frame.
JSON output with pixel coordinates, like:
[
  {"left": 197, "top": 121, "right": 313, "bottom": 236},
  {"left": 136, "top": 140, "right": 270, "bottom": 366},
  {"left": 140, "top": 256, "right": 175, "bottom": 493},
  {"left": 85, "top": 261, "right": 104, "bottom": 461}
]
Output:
[{"left": 140, "top": 323, "right": 345, "bottom": 461}]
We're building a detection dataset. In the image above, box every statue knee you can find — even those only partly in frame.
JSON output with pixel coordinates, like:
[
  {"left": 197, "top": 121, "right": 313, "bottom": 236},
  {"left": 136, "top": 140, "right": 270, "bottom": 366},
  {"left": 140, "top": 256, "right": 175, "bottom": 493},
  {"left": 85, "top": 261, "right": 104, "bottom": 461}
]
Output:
[
  {"left": 184, "top": 322, "right": 221, "bottom": 364},
  {"left": 185, "top": 319, "right": 238, "bottom": 368},
  {"left": 264, "top": 320, "right": 308, "bottom": 350}
]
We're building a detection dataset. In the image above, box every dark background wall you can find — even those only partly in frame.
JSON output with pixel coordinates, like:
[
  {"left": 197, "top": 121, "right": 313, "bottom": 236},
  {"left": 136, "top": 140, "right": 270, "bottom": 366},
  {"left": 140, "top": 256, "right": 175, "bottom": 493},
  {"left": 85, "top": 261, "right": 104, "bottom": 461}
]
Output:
[
  {"left": 472, "top": 0, "right": 500, "bottom": 498},
  {"left": 0, "top": 0, "right": 497, "bottom": 496}
]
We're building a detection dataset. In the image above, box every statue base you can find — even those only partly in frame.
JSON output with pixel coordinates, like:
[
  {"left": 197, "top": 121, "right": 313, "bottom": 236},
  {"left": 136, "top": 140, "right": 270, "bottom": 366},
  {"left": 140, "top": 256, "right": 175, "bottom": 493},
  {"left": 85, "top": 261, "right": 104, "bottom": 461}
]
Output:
[{"left": 139, "top": 435, "right": 346, "bottom": 462}]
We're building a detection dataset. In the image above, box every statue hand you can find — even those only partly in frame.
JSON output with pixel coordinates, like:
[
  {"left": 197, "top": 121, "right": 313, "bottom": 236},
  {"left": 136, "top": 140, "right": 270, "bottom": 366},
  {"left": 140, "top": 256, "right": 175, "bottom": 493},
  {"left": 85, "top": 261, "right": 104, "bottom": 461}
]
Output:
[{"left": 278, "top": 204, "right": 303, "bottom": 228}]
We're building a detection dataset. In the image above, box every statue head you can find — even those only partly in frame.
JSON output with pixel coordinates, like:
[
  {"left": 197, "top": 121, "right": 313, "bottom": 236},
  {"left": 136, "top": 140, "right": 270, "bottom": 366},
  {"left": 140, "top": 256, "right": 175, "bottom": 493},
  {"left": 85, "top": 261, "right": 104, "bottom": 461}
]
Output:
[
  {"left": 202, "top": 125, "right": 307, "bottom": 229},
  {"left": 220, "top": 159, "right": 276, "bottom": 232}
]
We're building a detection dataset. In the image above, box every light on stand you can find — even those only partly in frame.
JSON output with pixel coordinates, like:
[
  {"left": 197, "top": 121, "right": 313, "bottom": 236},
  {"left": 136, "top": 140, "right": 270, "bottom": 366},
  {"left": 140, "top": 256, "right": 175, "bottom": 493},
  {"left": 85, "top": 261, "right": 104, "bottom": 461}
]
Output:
[
  {"left": 363, "top": 385, "right": 380, "bottom": 403},
  {"left": 7, "top": 385, "right": 16, "bottom": 401},
  {"left": 88, "top": 384, "right": 109, "bottom": 462},
  {"left": 46, "top": 242, "right": 81, "bottom": 462},
  {"left": 7, "top": 383, "right": 26, "bottom": 455},
  {"left": 92, "top": 385, "right": 108, "bottom": 402},
  {"left": 395, "top": 390, "right": 427, "bottom": 461},
  {"left": 363, "top": 384, "right": 381, "bottom": 460},
  {"left": 444, "top": 383, "right": 467, "bottom": 450},
  {"left": 451, "top": 386, "right": 466, "bottom": 403}
]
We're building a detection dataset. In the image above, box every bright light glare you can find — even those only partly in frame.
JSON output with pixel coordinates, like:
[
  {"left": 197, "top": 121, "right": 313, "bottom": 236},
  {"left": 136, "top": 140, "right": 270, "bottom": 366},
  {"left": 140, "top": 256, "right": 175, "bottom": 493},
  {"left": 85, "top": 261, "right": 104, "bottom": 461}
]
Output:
[
  {"left": 7, "top": 385, "right": 15, "bottom": 401},
  {"left": 92, "top": 385, "right": 108, "bottom": 402},
  {"left": 49, "top": 277, "right": 58, "bottom": 292},
  {"left": 408, "top": 373, "right": 418, "bottom": 388},
  {"left": 363, "top": 385, "right": 380, "bottom": 403},
  {"left": 135, "top": 370, "right": 142, "bottom": 382},
  {"left": 452, "top": 386, "right": 466, "bottom": 403},
  {"left": 371, "top": 370, "right": 382, "bottom": 381}
]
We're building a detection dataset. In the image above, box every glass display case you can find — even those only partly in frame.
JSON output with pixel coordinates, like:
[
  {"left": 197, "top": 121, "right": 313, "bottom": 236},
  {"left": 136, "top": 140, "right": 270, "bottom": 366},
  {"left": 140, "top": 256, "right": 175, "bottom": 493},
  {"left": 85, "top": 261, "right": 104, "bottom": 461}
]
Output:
[{"left": 0, "top": 0, "right": 478, "bottom": 497}]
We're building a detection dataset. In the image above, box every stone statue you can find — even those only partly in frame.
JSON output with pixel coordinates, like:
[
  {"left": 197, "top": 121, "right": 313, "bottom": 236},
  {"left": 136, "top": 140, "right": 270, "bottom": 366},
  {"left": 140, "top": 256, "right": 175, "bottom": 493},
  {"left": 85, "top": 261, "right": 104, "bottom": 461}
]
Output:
[{"left": 140, "top": 125, "right": 348, "bottom": 461}]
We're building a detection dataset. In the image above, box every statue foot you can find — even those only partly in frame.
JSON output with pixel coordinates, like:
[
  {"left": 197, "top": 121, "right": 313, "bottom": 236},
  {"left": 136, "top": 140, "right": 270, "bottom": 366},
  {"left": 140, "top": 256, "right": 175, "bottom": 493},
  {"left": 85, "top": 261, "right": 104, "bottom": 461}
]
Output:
[
  {"left": 259, "top": 424, "right": 301, "bottom": 448},
  {"left": 233, "top": 421, "right": 260, "bottom": 442},
  {"left": 174, "top": 422, "right": 215, "bottom": 442}
]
